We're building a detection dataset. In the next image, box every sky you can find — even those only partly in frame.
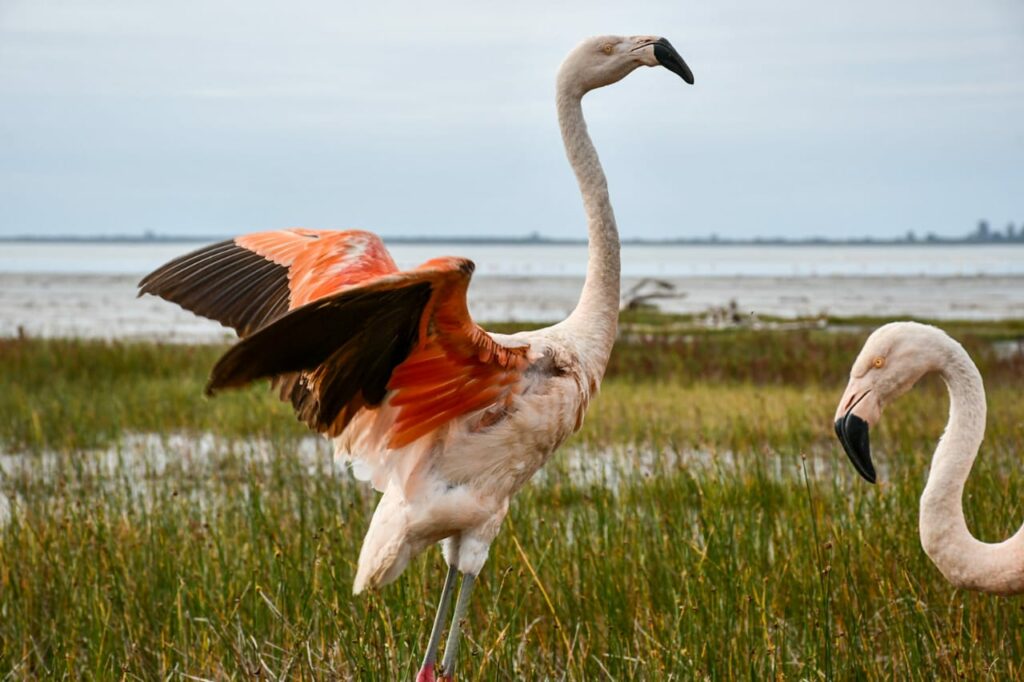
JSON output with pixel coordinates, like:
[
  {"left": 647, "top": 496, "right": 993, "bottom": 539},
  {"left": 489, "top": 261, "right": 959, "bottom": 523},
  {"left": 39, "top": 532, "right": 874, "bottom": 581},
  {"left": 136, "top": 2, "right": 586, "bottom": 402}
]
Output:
[{"left": 1, "top": 0, "right": 1022, "bottom": 241}]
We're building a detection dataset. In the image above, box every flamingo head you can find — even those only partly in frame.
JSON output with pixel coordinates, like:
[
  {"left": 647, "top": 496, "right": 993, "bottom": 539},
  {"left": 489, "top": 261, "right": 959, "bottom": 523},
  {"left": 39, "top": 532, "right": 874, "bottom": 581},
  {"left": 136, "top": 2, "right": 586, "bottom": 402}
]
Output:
[
  {"left": 559, "top": 35, "right": 694, "bottom": 93},
  {"left": 833, "top": 321, "right": 950, "bottom": 483}
]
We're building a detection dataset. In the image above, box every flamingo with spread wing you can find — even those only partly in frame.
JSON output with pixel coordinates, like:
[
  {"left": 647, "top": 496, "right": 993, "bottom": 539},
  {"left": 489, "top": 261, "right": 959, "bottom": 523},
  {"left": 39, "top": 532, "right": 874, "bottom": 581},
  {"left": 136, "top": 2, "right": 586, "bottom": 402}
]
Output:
[{"left": 140, "top": 35, "right": 693, "bottom": 681}]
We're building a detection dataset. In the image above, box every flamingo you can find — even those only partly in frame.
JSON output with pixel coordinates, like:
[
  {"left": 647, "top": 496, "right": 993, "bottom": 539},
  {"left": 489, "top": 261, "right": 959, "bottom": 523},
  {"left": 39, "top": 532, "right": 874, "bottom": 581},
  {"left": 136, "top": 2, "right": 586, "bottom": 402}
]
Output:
[
  {"left": 140, "top": 35, "right": 693, "bottom": 680},
  {"left": 834, "top": 322, "right": 1024, "bottom": 595}
]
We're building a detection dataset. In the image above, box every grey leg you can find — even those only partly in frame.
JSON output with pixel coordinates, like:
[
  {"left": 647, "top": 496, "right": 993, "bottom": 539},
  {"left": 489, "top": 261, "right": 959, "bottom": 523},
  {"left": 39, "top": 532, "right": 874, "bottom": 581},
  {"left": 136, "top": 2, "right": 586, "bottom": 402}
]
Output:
[
  {"left": 417, "top": 564, "right": 459, "bottom": 680},
  {"left": 438, "top": 572, "right": 476, "bottom": 680}
]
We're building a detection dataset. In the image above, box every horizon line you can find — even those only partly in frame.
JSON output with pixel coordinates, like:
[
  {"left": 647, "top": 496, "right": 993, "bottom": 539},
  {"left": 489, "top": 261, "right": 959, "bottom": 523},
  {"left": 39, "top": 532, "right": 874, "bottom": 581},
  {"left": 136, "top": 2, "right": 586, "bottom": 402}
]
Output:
[{"left": 1, "top": 232, "right": 1022, "bottom": 246}]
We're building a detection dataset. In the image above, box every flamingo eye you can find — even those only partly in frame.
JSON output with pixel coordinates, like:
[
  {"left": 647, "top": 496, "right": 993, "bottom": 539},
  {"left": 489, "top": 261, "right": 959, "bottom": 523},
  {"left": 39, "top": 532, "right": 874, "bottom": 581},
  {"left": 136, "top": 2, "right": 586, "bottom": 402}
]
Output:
[
  {"left": 873, "top": 356, "right": 886, "bottom": 369},
  {"left": 602, "top": 43, "right": 614, "bottom": 55}
]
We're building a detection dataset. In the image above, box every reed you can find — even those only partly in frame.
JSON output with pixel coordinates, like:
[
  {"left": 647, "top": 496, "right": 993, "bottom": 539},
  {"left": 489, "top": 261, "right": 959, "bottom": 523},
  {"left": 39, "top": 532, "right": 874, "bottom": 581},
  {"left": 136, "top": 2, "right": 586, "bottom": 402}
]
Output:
[{"left": 1, "top": 317, "right": 1022, "bottom": 679}]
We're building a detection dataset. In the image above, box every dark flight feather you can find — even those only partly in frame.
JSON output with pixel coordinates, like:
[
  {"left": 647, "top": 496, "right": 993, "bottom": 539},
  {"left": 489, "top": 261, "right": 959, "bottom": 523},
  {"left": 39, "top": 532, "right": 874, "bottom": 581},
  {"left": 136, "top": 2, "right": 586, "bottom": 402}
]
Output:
[
  {"left": 206, "top": 282, "right": 433, "bottom": 435},
  {"left": 138, "top": 240, "right": 292, "bottom": 337}
]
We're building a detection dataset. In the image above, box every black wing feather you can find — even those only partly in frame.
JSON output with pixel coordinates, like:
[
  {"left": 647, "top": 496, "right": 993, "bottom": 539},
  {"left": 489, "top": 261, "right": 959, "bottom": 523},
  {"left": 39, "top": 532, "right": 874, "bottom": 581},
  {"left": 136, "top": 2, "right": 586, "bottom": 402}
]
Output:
[
  {"left": 206, "top": 282, "right": 433, "bottom": 435},
  {"left": 138, "top": 240, "right": 291, "bottom": 337}
]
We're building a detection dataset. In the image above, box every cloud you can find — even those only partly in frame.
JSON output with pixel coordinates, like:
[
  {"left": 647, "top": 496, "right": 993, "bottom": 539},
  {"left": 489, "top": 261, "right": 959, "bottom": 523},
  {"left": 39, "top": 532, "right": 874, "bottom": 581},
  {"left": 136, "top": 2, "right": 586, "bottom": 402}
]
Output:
[{"left": 0, "top": 0, "right": 1022, "bottom": 239}]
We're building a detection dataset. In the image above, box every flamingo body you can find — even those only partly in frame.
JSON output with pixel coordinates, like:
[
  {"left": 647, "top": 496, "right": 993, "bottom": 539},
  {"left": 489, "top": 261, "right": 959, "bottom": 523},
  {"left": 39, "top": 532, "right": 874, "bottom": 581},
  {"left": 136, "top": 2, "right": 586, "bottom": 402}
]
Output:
[
  {"left": 141, "top": 34, "right": 693, "bottom": 678},
  {"left": 140, "top": 226, "right": 592, "bottom": 588}
]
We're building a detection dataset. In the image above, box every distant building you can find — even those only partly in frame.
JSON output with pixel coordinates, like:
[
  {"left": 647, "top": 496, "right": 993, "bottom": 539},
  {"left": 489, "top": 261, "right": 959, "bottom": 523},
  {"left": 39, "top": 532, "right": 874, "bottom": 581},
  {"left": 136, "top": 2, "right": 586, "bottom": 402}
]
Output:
[{"left": 975, "top": 220, "right": 991, "bottom": 241}]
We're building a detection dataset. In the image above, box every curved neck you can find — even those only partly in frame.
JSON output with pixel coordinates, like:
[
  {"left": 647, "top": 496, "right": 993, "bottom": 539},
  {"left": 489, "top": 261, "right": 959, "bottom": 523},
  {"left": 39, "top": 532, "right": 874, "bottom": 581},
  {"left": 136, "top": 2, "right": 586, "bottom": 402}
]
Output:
[
  {"left": 555, "top": 75, "right": 621, "bottom": 379},
  {"left": 919, "top": 341, "right": 1024, "bottom": 594}
]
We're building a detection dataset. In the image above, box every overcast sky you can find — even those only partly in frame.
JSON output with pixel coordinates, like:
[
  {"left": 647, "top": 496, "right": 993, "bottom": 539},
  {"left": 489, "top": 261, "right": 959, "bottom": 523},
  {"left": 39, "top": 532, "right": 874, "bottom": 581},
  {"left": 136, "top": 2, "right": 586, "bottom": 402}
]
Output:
[{"left": 1, "top": 0, "right": 1022, "bottom": 240}]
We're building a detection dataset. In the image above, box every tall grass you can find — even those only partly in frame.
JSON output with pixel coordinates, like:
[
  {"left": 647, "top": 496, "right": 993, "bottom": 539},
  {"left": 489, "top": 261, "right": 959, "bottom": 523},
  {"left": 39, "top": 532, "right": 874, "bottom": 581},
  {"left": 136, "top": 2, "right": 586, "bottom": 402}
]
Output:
[{"left": 1, "top": 319, "right": 1023, "bottom": 678}]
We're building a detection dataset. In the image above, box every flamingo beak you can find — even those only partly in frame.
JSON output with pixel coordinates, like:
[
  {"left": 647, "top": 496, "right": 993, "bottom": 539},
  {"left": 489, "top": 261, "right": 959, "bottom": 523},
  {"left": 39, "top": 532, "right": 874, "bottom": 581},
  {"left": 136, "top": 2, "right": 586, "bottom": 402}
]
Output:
[
  {"left": 834, "top": 412, "right": 875, "bottom": 483},
  {"left": 654, "top": 38, "right": 694, "bottom": 84},
  {"left": 833, "top": 382, "right": 879, "bottom": 484}
]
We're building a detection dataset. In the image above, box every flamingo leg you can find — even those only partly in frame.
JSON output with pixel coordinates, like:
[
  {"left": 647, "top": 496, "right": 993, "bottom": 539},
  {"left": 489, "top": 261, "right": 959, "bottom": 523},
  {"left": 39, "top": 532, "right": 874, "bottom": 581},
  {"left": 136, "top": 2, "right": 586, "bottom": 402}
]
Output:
[
  {"left": 438, "top": 572, "right": 476, "bottom": 681},
  {"left": 416, "top": 564, "right": 459, "bottom": 682}
]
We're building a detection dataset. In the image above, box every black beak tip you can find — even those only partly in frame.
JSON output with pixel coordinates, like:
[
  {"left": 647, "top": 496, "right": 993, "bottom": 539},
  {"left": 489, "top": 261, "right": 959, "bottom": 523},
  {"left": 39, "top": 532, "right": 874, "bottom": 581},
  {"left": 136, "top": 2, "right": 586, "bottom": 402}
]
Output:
[
  {"left": 654, "top": 38, "right": 694, "bottom": 85},
  {"left": 834, "top": 414, "right": 877, "bottom": 484}
]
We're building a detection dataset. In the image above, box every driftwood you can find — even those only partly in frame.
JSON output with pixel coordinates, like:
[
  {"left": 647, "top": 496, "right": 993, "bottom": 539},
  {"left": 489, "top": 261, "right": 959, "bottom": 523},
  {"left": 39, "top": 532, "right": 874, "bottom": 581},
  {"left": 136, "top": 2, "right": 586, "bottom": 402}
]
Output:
[{"left": 620, "top": 278, "right": 686, "bottom": 311}]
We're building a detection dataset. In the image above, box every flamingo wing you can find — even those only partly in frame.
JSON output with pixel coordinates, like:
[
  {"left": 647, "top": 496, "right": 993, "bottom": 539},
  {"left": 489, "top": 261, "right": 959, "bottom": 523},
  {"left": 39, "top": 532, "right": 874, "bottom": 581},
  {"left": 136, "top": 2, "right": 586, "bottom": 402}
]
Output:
[
  {"left": 202, "top": 255, "right": 530, "bottom": 447},
  {"left": 138, "top": 229, "right": 398, "bottom": 337}
]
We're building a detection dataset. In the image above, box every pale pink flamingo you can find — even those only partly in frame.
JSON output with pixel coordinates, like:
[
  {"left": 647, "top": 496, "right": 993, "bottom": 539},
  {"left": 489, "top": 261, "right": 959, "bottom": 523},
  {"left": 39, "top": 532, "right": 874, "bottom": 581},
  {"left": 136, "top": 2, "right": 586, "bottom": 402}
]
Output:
[
  {"left": 140, "top": 35, "right": 692, "bottom": 680},
  {"left": 834, "top": 322, "right": 1024, "bottom": 594}
]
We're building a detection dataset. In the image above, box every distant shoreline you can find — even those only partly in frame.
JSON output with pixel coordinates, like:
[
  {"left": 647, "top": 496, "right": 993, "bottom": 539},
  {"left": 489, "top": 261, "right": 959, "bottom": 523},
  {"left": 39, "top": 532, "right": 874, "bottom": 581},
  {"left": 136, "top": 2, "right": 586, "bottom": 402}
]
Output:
[
  {"left": 4, "top": 271, "right": 1022, "bottom": 341},
  {"left": 2, "top": 235, "right": 1023, "bottom": 247}
]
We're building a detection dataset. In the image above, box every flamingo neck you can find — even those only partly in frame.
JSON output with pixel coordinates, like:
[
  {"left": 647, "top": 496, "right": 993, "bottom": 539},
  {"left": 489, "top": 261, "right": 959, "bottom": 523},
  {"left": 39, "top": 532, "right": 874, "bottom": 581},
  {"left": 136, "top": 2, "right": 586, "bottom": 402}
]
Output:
[
  {"left": 918, "top": 339, "right": 1024, "bottom": 594},
  {"left": 555, "top": 75, "right": 620, "bottom": 380}
]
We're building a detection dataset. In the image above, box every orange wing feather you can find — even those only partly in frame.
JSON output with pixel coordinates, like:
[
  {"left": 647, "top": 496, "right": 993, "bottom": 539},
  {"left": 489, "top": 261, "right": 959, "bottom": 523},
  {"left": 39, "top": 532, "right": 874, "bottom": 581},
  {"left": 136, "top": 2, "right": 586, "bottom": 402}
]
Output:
[
  {"left": 139, "top": 228, "right": 399, "bottom": 337},
  {"left": 144, "top": 236, "right": 532, "bottom": 449},
  {"left": 235, "top": 229, "right": 399, "bottom": 309},
  {"left": 385, "top": 258, "right": 529, "bottom": 448}
]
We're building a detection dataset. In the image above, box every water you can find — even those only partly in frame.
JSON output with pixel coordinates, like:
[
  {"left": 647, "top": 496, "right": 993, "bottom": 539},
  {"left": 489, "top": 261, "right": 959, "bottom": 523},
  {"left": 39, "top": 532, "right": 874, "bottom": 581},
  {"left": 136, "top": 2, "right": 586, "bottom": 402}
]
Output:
[
  {"left": 0, "top": 432, "right": 846, "bottom": 526},
  {"left": 1, "top": 241, "right": 1022, "bottom": 339},
  {"left": 1, "top": 241, "right": 1021, "bottom": 277}
]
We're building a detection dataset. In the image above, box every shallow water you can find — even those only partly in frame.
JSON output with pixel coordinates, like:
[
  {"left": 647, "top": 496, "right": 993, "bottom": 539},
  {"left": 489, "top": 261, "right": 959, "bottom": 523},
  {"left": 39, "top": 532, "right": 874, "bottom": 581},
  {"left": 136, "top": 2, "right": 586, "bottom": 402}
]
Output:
[
  {"left": 0, "top": 432, "right": 859, "bottom": 526},
  {"left": 3, "top": 271, "right": 1023, "bottom": 342},
  {"left": 3, "top": 241, "right": 1024, "bottom": 340},
  {"left": 3, "top": 242, "right": 1021, "bottom": 278},
  {"left": 0, "top": 433, "right": 336, "bottom": 526}
]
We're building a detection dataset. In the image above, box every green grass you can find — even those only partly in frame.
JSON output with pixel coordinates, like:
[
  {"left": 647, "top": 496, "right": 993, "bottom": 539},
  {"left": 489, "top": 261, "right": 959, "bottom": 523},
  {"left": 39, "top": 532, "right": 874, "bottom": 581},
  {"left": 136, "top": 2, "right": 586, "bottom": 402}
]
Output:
[{"left": 1, "top": 318, "right": 1023, "bottom": 679}]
